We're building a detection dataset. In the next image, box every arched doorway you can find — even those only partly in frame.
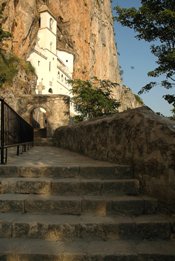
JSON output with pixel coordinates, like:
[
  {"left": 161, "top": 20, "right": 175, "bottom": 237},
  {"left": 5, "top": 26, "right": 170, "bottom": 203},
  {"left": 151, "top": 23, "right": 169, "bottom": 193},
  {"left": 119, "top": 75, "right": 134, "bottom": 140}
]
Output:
[{"left": 31, "top": 107, "right": 47, "bottom": 138}]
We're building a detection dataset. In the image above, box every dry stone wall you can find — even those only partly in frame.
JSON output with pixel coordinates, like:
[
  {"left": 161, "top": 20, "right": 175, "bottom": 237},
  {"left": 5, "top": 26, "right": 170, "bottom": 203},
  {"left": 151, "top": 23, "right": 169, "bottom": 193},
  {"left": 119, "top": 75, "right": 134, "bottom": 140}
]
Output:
[{"left": 54, "top": 107, "right": 175, "bottom": 212}]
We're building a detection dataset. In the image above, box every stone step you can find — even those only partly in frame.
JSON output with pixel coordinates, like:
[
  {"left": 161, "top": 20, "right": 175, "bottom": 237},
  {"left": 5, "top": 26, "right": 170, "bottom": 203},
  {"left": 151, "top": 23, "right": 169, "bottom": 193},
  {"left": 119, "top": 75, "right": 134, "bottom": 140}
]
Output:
[
  {"left": 0, "top": 194, "right": 157, "bottom": 216},
  {"left": 0, "top": 238, "right": 175, "bottom": 261},
  {"left": 0, "top": 165, "right": 133, "bottom": 179},
  {"left": 0, "top": 213, "right": 173, "bottom": 241},
  {"left": 0, "top": 178, "right": 140, "bottom": 196}
]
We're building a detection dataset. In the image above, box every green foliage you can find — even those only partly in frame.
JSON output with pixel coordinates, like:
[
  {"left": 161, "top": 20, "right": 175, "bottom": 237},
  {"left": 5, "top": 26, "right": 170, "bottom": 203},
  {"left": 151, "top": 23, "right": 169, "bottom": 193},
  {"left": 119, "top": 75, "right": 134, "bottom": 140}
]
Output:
[
  {"left": 172, "top": 107, "right": 175, "bottom": 119},
  {"left": 20, "top": 60, "right": 36, "bottom": 74},
  {"left": 0, "top": 7, "right": 12, "bottom": 86},
  {"left": 0, "top": 7, "right": 11, "bottom": 44},
  {"left": 0, "top": 52, "right": 19, "bottom": 86},
  {"left": 113, "top": 0, "right": 175, "bottom": 110},
  {"left": 134, "top": 94, "right": 144, "bottom": 105},
  {"left": 0, "top": 27, "right": 11, "bottom": 43},
  {"left": 69, "top": 79, "right": 120, "bottom": 121},
  {"left": 0, "top": 51, "right": 35, "bottom": 87}
]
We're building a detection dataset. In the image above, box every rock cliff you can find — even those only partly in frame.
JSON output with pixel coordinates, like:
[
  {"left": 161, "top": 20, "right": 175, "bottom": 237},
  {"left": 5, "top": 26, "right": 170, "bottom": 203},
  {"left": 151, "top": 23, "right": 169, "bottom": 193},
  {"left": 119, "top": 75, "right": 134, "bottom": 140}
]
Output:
[
  {"left": 0, "top": 0, "right": 141, "bottom": 111},
  {"left": 0, "top": 0, "right": 120, "bottom": 82}
]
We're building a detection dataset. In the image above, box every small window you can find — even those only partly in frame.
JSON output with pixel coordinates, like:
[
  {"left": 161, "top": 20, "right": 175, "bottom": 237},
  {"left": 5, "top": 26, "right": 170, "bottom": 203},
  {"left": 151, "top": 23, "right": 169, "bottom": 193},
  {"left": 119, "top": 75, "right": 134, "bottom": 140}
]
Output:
[
  {"left": 49, "top": 62, "right": 51, "bottom": 71},
  {"left": 38, "top": 61, "right": 40, "bottom": 66},
  {"left": 50, "top": 42, "right": 52, "bottom": 52},
  {"left": 58, "top": 71, "right": 60, "bottom": 79},
  {"left": 49, "top": 18, "right": 53, "bottom": 30},
  {"left": 66, "top": 60, "right": 68, "bottom": 63},
  {"left": 48, "top": 88, "right": 53, "bottom": 93}
]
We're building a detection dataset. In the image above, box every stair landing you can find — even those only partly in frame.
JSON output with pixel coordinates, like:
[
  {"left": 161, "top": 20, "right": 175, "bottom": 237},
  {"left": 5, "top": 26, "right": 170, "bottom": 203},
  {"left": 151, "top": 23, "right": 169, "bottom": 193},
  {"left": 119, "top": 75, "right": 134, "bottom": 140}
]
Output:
[{"left": 4, "top": 146, "right": 120, "bottom": 167}]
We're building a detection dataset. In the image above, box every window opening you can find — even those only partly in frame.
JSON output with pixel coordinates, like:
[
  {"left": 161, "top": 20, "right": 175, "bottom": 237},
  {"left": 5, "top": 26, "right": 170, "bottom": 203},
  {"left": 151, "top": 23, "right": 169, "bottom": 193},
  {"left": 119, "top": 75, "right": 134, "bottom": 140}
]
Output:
[
  {"left": 49, "top": 18, "right": 53, "bottom": 30},
  {"left": 50, "top": 42, "right": 52, "bottom": 52},
  {"left": 48, "top": 88, "right": 53, "bottom": 93}
]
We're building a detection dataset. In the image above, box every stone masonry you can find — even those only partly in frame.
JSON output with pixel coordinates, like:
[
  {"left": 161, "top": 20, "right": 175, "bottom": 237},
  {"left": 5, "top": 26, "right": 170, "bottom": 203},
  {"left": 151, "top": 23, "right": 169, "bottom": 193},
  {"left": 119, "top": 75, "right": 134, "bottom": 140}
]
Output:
[
  {"left": 54, "top": 106, "right": 175, "bottom": 212},
  {"left": 16, "top": 94, "right": 70, "bottom": 136},
  {"left": 0, "top": 146, "right": 174, "bottom": 260}
]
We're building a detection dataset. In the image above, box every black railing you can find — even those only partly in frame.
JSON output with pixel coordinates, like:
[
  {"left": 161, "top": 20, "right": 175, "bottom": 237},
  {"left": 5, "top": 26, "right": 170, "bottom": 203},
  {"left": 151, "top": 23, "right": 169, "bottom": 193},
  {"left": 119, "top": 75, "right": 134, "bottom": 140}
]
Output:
[{"left": 0, "top": 98, "right": 34, "bottom": 164}]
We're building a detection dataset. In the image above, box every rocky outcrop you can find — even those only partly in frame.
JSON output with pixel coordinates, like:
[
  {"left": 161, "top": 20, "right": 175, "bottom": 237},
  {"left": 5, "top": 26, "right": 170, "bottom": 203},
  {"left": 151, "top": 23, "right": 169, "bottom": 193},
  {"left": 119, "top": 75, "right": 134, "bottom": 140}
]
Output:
[
  {"left": 111, "top": 84, "right": 143, "bottom": 112},
  {"left": 0, "top": 62, "right": 37, "bottom": 110},
  {"left": 0, "top": 0, "right": 39, "bottom": 57},
  {"left": 53, "top": 107, "right": 175, "bottom": 212}
]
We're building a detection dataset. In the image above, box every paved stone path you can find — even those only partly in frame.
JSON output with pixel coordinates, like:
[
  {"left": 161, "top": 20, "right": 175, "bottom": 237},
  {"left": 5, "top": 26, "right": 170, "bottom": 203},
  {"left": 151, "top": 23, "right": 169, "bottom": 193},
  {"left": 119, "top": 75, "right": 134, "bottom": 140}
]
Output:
[{"left": 4, "top": 146, "right": 116, "bottom": 167}]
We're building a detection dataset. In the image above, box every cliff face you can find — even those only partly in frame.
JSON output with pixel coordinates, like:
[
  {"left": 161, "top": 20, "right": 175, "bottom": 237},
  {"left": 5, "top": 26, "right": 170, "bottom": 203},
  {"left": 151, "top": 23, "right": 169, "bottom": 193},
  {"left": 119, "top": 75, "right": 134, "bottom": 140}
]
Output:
[
  {"left": 0, "top": 0, "right": 120, "bottom": 82},
  {"left": 0, "top": 0, "right": 141, "bottom": 111},
  {"left": 49, "top": 0, "right": 120, "bottom": 82},
  {"left": 0, "top": 0, "right": 39, "bottom": 57}
]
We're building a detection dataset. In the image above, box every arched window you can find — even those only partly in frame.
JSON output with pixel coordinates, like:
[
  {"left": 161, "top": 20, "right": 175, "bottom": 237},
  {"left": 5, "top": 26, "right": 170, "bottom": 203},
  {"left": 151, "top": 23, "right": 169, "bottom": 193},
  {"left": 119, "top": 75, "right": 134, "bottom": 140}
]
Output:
[
  {"left": 39, "top": 17, "right": 41, "bottom": 28},
  {"left": 48, "top": 88, "right": 53, "bottom": 93}
]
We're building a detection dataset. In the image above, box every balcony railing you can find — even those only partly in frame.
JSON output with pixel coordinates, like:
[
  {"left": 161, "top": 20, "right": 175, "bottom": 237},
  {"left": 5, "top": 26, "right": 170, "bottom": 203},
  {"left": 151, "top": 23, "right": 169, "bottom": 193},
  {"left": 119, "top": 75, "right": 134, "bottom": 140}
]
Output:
[{"left": 0, "top": 98, "right": 34, "bottom": 164}]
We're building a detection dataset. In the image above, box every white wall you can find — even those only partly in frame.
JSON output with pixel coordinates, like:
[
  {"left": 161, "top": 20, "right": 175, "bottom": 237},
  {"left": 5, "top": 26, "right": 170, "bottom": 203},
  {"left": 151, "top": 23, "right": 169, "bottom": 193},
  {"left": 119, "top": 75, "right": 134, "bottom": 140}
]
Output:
[
  {"left": 57, "top": 50, "right": 74, "bottom": 74},
  {"left": 40, "top": 12, "right": 57, "bottom": 35},
  {"left": 27, "top": 9, "right": 75, "bottom": 114}
]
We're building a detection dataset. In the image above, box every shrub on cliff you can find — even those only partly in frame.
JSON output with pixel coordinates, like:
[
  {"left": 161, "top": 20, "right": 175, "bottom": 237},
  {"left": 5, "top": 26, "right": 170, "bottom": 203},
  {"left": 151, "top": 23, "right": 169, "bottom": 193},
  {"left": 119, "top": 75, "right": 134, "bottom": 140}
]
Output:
[
  {"left": 69, "top": 79, "right": 120, "bottom": 121},
  {"left": 0, "top": 8, "right": 12, "bottom": 86}
]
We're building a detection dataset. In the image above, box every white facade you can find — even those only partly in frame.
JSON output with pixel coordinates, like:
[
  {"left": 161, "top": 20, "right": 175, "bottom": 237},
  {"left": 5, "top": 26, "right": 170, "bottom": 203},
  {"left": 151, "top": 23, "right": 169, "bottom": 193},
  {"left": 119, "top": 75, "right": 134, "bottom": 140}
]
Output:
[{"left": 27, "top": 5, "right": 74, "bottom": 107}]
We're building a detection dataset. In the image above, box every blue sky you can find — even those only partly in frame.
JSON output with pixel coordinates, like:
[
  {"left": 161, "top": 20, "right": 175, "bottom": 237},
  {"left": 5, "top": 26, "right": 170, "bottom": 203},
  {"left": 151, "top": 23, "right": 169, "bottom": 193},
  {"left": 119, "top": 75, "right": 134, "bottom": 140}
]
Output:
[{"left": 112, "top": 0, "right": 174, "bottom": 116}]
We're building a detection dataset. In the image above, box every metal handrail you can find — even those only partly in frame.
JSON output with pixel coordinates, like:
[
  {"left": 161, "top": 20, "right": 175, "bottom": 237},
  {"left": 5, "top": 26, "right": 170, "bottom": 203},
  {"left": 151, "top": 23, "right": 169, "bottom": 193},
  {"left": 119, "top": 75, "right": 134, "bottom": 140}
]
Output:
[{"left": 0, "top": 98, "right": 34, "bottom": 164}]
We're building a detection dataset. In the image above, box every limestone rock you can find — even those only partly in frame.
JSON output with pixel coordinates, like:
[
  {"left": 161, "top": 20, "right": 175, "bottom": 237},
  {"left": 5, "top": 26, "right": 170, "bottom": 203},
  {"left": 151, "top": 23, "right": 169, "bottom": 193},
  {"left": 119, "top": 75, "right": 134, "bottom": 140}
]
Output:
[
  {"left": 111, "top": 84, "right": 143, "bottom": 112},
  {"left": 0, "top": 0, "right": 120, "bottom": 82},
  {"left": 0, "top": 0, "right": 142, "bottom": 110},
  {"left": 0, "top": 64, "right": 37, "bottom": 110}
]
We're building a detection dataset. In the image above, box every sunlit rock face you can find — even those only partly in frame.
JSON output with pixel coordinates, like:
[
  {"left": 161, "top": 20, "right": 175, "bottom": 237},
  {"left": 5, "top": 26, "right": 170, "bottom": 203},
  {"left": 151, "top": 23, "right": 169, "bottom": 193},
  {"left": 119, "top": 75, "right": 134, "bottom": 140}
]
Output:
[
  {"left": 0, "top": 0, "right": 120, "bottom": 83},
  {"left": 0, "top": 0, "right": 142, "bottom": 111}
]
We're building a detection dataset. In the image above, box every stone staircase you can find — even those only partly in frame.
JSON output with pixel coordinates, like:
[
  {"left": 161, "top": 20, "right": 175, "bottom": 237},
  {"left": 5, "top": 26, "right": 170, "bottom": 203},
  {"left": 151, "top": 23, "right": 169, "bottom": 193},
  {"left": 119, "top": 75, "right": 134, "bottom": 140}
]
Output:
[{"left": 0, "top": 164, "right": 175, "bottom": 260}]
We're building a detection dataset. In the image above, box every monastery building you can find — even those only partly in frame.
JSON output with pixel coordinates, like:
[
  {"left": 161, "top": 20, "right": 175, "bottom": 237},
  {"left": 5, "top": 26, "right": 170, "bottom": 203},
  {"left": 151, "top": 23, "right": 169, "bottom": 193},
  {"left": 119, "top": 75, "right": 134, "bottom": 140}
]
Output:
[{"left": 27, "top": 5, "right": 74, "bottom": 112}]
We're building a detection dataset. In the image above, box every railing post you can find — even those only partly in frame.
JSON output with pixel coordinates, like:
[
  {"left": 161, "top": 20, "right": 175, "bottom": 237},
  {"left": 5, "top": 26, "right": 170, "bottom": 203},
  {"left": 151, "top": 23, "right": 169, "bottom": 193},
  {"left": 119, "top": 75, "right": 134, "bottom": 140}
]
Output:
[{"left": 1, "top": 99, "right": 5, "bottom": 164}]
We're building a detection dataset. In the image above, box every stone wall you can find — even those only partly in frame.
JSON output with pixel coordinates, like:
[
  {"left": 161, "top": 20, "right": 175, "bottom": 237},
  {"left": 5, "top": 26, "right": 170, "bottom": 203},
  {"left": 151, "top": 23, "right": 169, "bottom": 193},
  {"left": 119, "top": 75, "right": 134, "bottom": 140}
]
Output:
[
  {"left": 17, "top": 94, "right": 70, "bottom": 136},
  {"left": 53, "top": 106, "right": 175, "bottom": 212}
]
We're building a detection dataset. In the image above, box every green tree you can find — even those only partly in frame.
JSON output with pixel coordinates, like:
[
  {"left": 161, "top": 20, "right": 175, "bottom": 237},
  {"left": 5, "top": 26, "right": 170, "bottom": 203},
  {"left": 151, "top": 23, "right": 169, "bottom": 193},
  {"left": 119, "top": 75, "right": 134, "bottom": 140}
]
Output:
[
  {"left": 0, "top": 6, "right": 11, "bottom": 44},
  {"left": 69, "top": 79, "right": 120, "bottom": 121},
  {"left": 0, "top": 7, "right": 11, "bottom": 86},
  {"left": 0, "top": 25, "right": 11, "bottom": 44},
  {"left": 113, "top": 0, "right": 175, "bottom": 109}
]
